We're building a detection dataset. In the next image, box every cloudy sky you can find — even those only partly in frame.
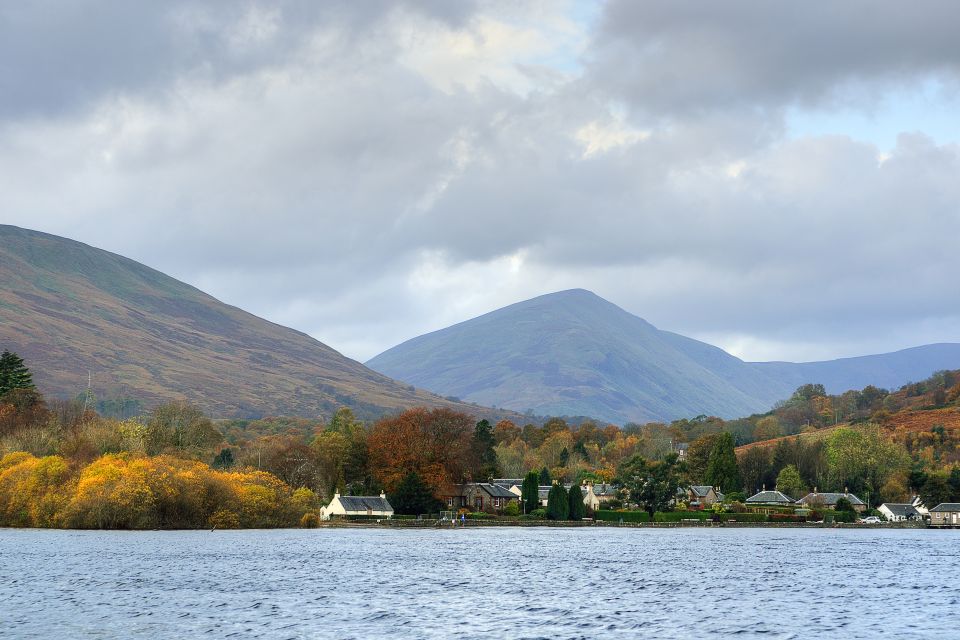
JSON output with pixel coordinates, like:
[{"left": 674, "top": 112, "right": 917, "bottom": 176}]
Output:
[{"left": 3, "top": 1, "right": 959, "bottom": 363}]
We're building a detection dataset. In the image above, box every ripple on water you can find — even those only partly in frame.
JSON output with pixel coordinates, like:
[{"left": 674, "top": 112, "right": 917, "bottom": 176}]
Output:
[{"left": 0, "top": 527, "right": 956, "bottom": 639}]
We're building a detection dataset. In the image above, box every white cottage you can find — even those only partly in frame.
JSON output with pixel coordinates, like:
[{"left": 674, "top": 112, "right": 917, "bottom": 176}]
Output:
[{"left": 320, "top": 492, "right": 394, "bottom": 520}]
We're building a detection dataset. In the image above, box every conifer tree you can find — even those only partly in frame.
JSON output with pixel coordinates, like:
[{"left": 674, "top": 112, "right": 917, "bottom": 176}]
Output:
[
  {"left": 705, "top": 432, "right": 742, "bottom": 493},
  {"left": 521, "top": 470, "right": 540, "bottom": 514},
  {"left": 539, "top": 466, "right": 552, "bottom": 486},
  {"left": 567, "top": 482, "right": 585, "bottom": 521},
  {"left": 547, "top": 483, "right": 569, "bottom": 520},
  {"left": 0, "top": 350, "right": 34, "bottom": 397},
  {"left": 389, "top": 471, "right": 442, "bottom": 516}
]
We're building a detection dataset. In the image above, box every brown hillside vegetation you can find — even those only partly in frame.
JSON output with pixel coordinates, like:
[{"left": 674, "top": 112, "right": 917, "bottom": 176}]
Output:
[{"left": 0, "top": 225, "right": 518, "bottom": 422}]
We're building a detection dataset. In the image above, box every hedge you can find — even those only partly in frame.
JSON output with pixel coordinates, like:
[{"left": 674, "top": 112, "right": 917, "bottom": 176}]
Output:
[
  {"left": 595, "top": 510, "right": 650, "bottom": 523},
  {"left": 720, "top": 513, "right": 768, "bottom": 523},
  {"left": 653, "top": 511, "right": 713, "bottom": 522}
]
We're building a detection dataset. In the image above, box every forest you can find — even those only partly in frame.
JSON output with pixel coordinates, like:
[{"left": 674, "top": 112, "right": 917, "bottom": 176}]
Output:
[{"left": 2, "top": 348, "right": 960, "bottom": 527}]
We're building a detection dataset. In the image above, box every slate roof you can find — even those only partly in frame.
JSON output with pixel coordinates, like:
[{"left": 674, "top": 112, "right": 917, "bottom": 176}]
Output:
[
  {"left": 880, "top": 503, "right": 921, "bottom": 518},
  {"left": 337, "top": 496, "right": 393, "bottom": 512},
  {"left": 591, "top": 483, "right": 618, "bottom": 497},
  {"left": 746, "top": 490, "right": 795, "bottom": 504},
  {"left": 690, "top": 485, "right": 714, "bottom": 497},
  {"left": 476, "top": 483, "right": 516, "bottom": 499},
  {"left": 797, "top": 492, "right": 865, "bottom": 506},
  {"left": 930, "top": 503, "right": 960, "bottom": 512}
]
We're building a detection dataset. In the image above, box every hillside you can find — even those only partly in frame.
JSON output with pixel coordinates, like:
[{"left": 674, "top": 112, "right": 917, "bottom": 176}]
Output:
[
  {"left": 0, "top": 224, "right": 510, "bottom": 421},
  {"left": 367, "top": 289, "right": 960, "bottom": 424}
]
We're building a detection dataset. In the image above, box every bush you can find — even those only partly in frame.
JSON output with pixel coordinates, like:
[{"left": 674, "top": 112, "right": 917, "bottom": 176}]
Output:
[
  {"left": 528, "top": 508, "right": 547, "bottom": 519},
  {"left": 770, "top": 513, "right": 806, "bottom": 523},
  {"left": 595, "top": 510, "right": 650, "bottom": 523},
  {"left": 467, "top": 512, "right": 495, "bottom": 519},
  {"left": 299, "top": 512, "right": 320, "bottom": 528},
  {"left": 504, "top": 501, "right": 520, "bottom": 517},
  {"left": 208, "top": 509, "right": 241, "bottom": 529},
  {"left": 719, "top": 512, "right": 767, "bottom": 523},
  {"left": 653, "top": 511, "right": 712, "bottom": 522}
]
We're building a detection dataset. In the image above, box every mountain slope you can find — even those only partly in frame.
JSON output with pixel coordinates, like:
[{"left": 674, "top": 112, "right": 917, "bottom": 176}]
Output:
[
  {"left": 367, "top": 290, "right": 782, "bottom": 423},
  {"left": 0, "top": 224, "right": 505, "bottom": 421},
  {"left": 366, "top": 289, "right": 960, "bottom": 424}
]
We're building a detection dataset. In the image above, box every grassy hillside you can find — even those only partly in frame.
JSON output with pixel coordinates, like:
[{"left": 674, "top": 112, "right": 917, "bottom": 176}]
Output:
[
  {"left": 367, "top": 289, "right": 960, "bottom": 425},
  {"left": 367, "top": 289, "right": 781, "bottom": 423},
  {"left": 0, "top": 224, "right": 512, "bottom": 421}
]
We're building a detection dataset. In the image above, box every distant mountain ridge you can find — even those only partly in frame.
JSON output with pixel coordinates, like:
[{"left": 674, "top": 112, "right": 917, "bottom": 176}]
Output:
[
  {"left": 0, "top": 224, "right": 513, "bottom": 421},
  {"left": 366, "top": 289, "right": 960, "bottom": 424}
]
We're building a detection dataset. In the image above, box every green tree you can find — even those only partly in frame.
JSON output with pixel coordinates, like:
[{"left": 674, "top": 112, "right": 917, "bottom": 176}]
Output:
[
  {"left": 472, "top": 419, "right": 499, "bottom": 480},
  {"left": 949, "top": 467, "right": 960, "bottom": 501},
  {"left": 834, "top": 497, "right": 856, "bottom": 514},
  {"left": 539, "top": 466, "right": 552, "bottom": 486},
  {"left": 0, "top": 351, "right": 34, "bottom": 397},
  {"left": 705, "top": 432, "right": 741, "bottom": 493},
  {"left": 567, "top": 482, "right": 585, "bottom": 521},
  {"left": 775, "top": 464, "right": 805, "bottom": 500},
  {"left": 826, "top": 425, "right": 910, "bottom": 504},
  {"left": 389, "top": 471, "right": 442, "bottom": 516},
  {"left": 546, "top": 483, "right": 569, "bottom": 520},
  {"left": 686, "top": 433, "right": 720, "bottom": 483},
  {"left": 921, "top": 473, "right": 952, "bottom": 510},
  {"left": 620, "top": 453, "right": 686, "bottom": 517},
  {"left": 521, "top": 470, "right": 540, "bottom": 515},
  {"left": 211, "top": 448, "right": 235, "bottom": 469}
]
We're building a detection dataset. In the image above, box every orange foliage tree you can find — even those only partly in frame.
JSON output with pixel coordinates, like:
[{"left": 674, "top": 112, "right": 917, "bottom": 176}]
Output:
[{"left": 367, "top": 407, "right": 474, "bottom": 493}]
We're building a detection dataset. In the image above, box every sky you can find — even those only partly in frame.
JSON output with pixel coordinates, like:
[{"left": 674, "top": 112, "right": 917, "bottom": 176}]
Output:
[{"left": 2, "top": 1, "right": 959, "bottom": 364}]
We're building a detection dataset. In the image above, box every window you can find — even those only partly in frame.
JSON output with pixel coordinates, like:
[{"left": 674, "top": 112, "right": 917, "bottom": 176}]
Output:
[
  {"left": 475, "top": 496, "right": 483, "bottom": 509},
  {"left": 494, "top": 498, "right": 501, "bottom": 508},
  {"left": 447, "top": 497, "right": 453, "bottom": 507}
]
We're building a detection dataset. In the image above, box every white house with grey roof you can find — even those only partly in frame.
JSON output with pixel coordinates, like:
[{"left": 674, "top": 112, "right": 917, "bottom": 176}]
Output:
[
  {"left": 320, "top": 492, "right": 394, "bottom": 520},
  {"left": 878, "top": 503, "right": 922, "bottom": 522}
]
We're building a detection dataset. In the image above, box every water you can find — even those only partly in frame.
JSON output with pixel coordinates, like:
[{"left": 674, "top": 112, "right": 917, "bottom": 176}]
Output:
[{"left": 0, "top": 527, "right": 956, "bottom": 639}]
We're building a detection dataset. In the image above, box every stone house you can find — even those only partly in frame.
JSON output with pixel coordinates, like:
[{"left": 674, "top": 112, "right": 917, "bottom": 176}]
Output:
[
  {"left": 929, "top": 503, "right": 960, "bottom": 527},
  {"left": 440, "top": 483, "right": 518, "bottom": 513},
  {"left": 685, "top": 485, "right": 724, "bottom": 509},
  {"left": 796, "top": 490, "right": 866, "bottom": 513}
]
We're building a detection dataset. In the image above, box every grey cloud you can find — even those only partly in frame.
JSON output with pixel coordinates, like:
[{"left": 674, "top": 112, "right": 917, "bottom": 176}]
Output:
[
  {"left": 1, "top": 2, "right": 959, "bottom": 364},
  {"left": 590, "top": 0, "right": 960, "bottom": 116}
]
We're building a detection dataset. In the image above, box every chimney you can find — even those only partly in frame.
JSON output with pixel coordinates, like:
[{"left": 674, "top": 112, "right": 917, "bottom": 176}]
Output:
[
  {"left": 334, "top": 491, "right": 340, "bottom": 499},
  {"left": 380, "top": 491, "right": 386, "bottom": 499}
]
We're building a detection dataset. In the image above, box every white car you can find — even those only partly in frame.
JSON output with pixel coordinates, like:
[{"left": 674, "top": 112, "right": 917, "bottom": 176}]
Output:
[{"left": 858, "top": 516, "right": 882, "bottom": 524}]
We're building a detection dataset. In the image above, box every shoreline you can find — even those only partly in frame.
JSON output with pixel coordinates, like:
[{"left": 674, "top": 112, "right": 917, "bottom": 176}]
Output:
[{"left": 1, "top": 521, "right": 933, "bottom": 532}]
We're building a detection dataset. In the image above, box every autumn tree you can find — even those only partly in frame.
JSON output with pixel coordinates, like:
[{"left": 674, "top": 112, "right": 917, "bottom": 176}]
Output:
[
  {"left": 147, "top": 402, "right": 222, "bottom": 457},
  {"left": 367, "top": 407, "right": 473, "bottom": 494}
]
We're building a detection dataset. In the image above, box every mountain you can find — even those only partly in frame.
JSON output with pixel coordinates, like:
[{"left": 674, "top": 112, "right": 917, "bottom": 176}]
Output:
[
  {"left": 366, "top": 289, "right": 960, "bottom": 424},
  {"left": 0, "top": 224, "right": 509, "bottom": 421}
]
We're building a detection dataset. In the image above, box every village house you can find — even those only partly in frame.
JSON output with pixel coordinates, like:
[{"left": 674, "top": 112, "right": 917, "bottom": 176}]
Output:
[
  {"left": 878, "top": 503, "right": 923, "bottom": 522},
  {"left": 684, "top": 485, "right": 724, "bottom": 510},
  {"left": 745, "top": 489, "right": 796, "bottom": 506},
  {"left": 929, "top": 503, "right": 960, "bottom": 527},
  {"left": 440, "top": 482, "right": 518, "bottom": 513},
  {"left": 796, "top": 490, "right": 867, "bottom": 513},
  {"left": 320, "top": 492, "right": 394, "bottom": 520}
]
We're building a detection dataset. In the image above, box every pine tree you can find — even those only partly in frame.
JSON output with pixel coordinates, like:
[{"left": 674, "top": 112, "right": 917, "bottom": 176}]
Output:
[
  {"left": 567, "top": 482, "right": 585, "bottom": 521},
  {"left": 521, "top": 470, "right": 540, "bottom": 514},
  {"left": 539, "top": 466, "right": 552, "bottom": 486},
  {"left": 389, "top": 471, "right": 442, "bottom": 516},
  {"left": 705, "top": 432, "right": 742, "bottom": 493},
  {"left": 472, "top": 419, "right": 500, "bottom": 479},
  {"left": 546, "top": 483, "right": 569, "bottom": 520},
  {"left": 0, "top": 351, "right": 34, "bottom": 397}
]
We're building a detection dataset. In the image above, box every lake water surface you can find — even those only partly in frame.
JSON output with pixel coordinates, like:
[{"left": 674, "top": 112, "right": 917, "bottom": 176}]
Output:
[{"left": 1, "top": 527, "right": 956, "bottom": 639}]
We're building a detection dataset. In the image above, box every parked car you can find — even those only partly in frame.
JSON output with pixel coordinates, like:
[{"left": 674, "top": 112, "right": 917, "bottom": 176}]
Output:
[{"left": 858, "top": 516, "right": 882, "bottom": 524}]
